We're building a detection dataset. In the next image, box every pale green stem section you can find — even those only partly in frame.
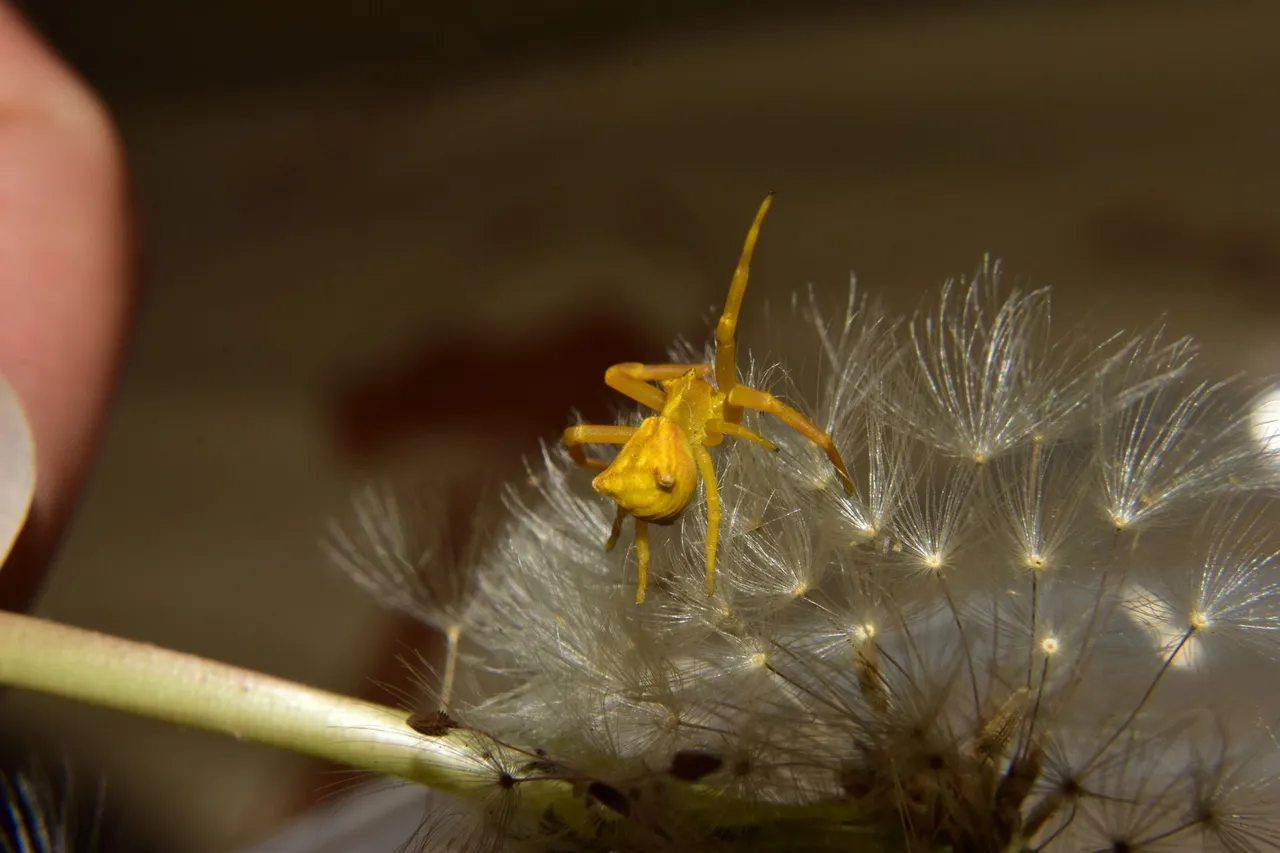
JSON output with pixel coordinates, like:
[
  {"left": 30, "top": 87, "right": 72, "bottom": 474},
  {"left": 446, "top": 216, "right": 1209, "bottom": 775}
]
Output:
[
  {"left": 0, "top": 612, "right": 901, "bottom": 850},
  {"left": 0, "top": 611, "right": 490, "bottom": 794}
]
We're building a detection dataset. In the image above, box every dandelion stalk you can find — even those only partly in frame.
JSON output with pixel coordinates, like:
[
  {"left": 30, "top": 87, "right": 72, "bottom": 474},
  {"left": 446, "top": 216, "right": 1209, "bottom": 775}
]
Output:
[
  {"left": 0, "top": 611, "right": 902, "bottom": 850},
  {"left": 0, "top": 611, "right": 485, "bottom": 794},
  {"left": 8, "top": 257, "right": 1280, "bottom": 851},
  {"left": 438, "top": 621, "right": 462, "bottom": 710}
]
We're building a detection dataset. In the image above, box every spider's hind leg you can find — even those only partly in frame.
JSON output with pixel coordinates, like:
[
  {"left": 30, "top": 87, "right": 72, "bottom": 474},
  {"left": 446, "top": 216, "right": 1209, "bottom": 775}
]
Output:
[
  {"left": 715, "top": 420, "right": 778, "bottom": 452},
  {"left": 726, "top": 384, "right": 855, "bottom": 496}
]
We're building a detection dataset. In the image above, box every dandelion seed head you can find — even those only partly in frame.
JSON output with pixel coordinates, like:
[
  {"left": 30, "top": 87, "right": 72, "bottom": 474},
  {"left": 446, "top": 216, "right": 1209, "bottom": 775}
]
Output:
[{"left": 331, "top": 259, "right": 1280, "bottom": 852}]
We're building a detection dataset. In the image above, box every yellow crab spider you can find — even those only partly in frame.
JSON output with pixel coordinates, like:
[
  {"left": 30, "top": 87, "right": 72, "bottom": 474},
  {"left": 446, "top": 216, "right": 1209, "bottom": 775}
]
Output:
[{"left": 562, "top": 194, "right": 855, "bottom": 603}]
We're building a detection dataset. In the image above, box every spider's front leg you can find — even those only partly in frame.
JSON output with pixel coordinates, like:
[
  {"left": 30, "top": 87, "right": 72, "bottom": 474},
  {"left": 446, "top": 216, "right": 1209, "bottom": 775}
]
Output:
[
  {"left": 727, "top": 384, "right": 856, "bottom": 496},
  {"left": 605, "top": 362, "right": 712, "bottom": 412},
  {"left": 692, "top": 445, "right": 721, "bottom": 595},
  {"left": 562, "top": 424, "right": 636, "bottom": 471},
  {"left": 713, "top": 194, "right": 774, "bottom": 414},
  {"left": 566, "top": 362, "right": 707, "bottom": 469}
]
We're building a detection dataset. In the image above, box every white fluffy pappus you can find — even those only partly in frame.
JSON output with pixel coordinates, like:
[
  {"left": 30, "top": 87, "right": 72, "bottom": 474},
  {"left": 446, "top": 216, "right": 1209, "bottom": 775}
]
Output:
[{"left": 331, "top": 260, "right": 1280, "bottom": 852}]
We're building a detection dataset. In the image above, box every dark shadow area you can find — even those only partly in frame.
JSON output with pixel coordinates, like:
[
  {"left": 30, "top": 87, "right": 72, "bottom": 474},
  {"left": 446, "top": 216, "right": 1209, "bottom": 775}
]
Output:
[{"left": 19, "top": 0, "right": 978, "bottom": 99}]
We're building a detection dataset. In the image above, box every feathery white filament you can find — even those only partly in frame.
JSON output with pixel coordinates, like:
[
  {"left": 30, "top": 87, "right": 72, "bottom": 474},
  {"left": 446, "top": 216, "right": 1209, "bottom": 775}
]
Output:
[{"left": 330, "top": 261, "right": 1280, "bottom": 853}]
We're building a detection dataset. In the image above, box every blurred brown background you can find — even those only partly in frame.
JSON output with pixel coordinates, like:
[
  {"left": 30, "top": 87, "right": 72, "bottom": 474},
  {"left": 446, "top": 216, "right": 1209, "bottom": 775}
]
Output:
[{"left": 2, "top": 0, "right": 1279, "bottom": 850}]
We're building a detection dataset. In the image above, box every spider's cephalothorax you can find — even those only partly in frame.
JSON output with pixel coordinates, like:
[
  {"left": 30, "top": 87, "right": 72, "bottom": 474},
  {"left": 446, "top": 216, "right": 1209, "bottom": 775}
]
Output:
[{"left": 563, "top": 195, "right": 854, "bottom": 602}]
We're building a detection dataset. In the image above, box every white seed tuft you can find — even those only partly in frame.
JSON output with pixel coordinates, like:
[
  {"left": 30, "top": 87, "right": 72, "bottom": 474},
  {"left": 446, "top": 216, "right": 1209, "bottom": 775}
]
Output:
[{"left": 331, "top": 263, "right": 1280, "bottom": 852}]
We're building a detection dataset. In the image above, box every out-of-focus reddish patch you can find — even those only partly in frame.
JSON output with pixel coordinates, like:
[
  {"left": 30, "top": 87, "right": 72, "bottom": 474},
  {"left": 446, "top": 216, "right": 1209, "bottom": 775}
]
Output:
[
  {"left": 331, "top": 308, "right": 671, "bottom": 464},
  {"left": 298, "top": 308, "right": 675, "bottom": 810}
]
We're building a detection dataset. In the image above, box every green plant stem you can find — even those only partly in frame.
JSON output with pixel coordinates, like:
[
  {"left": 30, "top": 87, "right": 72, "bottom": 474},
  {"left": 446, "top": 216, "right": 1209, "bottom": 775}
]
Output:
[
  {"left": 0, "top": 612, "right": 901, "bottom": 849},
  {"left": 0, "top": 611, "right": 487, "bottom": 793}
]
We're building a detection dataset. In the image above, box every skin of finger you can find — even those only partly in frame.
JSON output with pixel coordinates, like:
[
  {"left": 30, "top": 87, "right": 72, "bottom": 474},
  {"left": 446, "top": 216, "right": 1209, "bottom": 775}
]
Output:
[{"left": 0, "top": 2, "right": 135, "bottom": 609}]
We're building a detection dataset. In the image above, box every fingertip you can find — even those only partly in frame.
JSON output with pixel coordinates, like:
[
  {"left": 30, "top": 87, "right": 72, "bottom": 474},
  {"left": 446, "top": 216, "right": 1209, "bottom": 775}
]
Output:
[{"left": 0, "top": 2, "right": 134, "bottom": 606}]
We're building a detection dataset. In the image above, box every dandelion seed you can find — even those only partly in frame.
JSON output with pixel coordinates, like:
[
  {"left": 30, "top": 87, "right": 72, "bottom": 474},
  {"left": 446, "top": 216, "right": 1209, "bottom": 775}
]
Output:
[
  {"left": 1184, "top": 731, "right": 1280, "bottom": 853},
  {"left": 331, "top": 254, "right": 1280, "bottom": 853},
  {"left": 893, "top": 457, "right": 976, "bottom": 576},
  {"left": 1098, "top": 377, "right": 1266, "bottom": 531},
  {"left": 1121, "top": 583, "right": 1205, "bottom": 670}
]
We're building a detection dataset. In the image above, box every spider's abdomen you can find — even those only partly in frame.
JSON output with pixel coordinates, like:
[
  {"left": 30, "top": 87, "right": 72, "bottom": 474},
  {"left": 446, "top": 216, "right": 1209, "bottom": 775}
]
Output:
[{"left": 593, "top": 417, "right": 697, "bottom": 524}]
